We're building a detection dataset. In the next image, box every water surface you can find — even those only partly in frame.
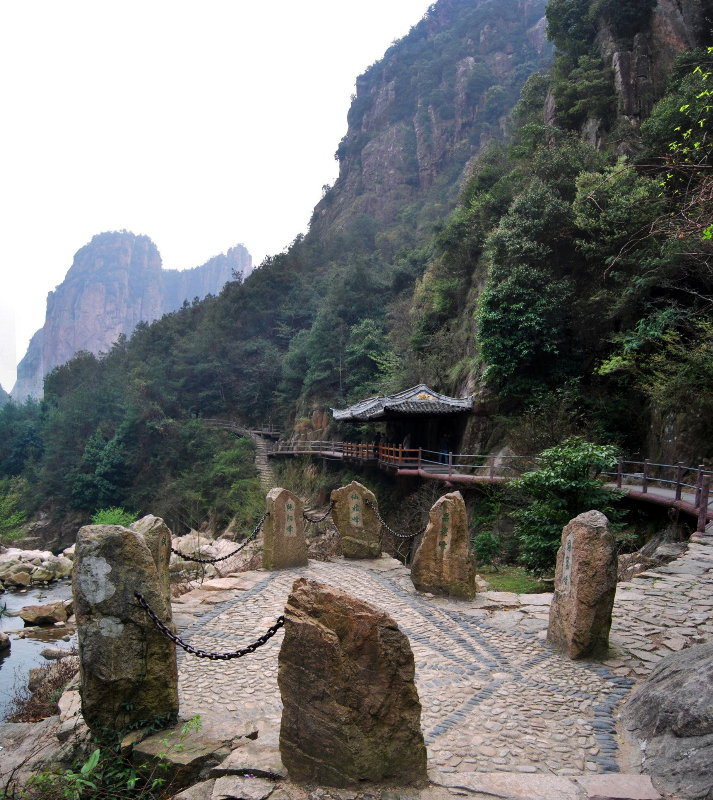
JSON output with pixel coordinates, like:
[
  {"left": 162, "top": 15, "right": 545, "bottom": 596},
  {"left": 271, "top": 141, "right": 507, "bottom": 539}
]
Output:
[{"left": 0, "top": 581, "right": 75, "bottom": 720}]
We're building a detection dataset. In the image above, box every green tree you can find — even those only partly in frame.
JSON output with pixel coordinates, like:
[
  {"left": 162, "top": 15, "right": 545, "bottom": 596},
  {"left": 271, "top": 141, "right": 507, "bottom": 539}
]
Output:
[
  {"left": 344, "top": 319, "right": 399, "bottom": 401},
  {"left": 550, "top": 54, "right": 615, "bottom": 129},
  {"left": 512, "top": 438, "right": 623, "bottom": 574},
  {"left": 91, "top": 507, "right": 137, "bottom": 526},
  {"left": 546, "top": 0, "right": 596, "bottom": 56},
  {"left": 477, "top": 266, "right": 574, "bottom": 396},
  {"left": 591, "top": 0, "right": 657, "bottom": 40}
]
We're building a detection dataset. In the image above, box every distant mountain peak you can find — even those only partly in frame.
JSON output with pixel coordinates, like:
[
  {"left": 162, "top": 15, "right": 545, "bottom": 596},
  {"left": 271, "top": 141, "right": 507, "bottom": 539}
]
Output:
[{"left": 11, "top": 231, "right": 252, "bottom": 400}]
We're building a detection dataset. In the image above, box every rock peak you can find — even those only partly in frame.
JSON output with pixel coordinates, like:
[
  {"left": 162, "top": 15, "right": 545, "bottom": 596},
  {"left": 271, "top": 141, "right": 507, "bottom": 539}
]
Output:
[{"left": 11, "top": 232, "right": 252, "bottom": 400}]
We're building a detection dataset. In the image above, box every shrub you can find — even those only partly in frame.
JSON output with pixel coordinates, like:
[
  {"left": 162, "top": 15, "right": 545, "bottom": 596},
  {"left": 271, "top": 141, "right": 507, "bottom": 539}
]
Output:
[
  {"left": 90, "top": 507, "right": 137, "bottom": 526},
  {"left": 512, "top": 437, "right": 624, "bottom": 575},
  {"left": 4, "top": 656, "right": 79, "bottom": 723},
  {"left": 472, "top": 530, "right": 500, "bottom": 565}
]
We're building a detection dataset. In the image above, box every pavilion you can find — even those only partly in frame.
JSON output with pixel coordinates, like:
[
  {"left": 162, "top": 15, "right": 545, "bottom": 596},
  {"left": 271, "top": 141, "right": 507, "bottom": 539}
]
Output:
[{"left": 331, "top": 384, "right": 473, "bottom": 451}]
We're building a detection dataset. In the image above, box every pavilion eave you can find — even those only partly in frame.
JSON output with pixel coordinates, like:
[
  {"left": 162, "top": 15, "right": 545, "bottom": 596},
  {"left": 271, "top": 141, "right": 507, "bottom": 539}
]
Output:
[{"left": 332, "top": 384, "right": 473, "bottom": 423}]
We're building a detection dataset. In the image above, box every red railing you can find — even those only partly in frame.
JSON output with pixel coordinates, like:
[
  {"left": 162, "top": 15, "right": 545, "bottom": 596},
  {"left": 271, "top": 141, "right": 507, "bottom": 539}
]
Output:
[{"left": 270, "top": 442, "right": 712, "bottom": 533}]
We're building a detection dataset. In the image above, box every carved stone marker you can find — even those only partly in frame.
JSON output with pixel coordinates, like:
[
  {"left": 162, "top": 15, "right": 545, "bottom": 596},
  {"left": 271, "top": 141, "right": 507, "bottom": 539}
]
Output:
[
  {"left": 330, "top": 480, "right": 382, "bottom": 558},
  {"left": 73, "top": 524, "right": 178, "bottom": 735},
  {"left": 411, "top": 490, "right": 476, "bottom": 598},
  {"left": 278, "top": 578, "right": 427, "bottom": 787},
  {"left": 262, "top": 488, "right": 307, "bottom": 570},
  {"left": 547, "top": 510, "right": 617, "bottom": 659}
]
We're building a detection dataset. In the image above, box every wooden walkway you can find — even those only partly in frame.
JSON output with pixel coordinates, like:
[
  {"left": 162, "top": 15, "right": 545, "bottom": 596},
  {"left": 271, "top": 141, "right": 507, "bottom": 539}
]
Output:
[{"left": 270, "top": 441, "right": 713, "bottom": 532}]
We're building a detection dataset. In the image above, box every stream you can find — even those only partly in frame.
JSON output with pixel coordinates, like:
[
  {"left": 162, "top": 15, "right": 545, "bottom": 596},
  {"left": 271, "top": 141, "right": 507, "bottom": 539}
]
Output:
[{"left": 0, "top": 581, "right": 75, "bottom": 721}]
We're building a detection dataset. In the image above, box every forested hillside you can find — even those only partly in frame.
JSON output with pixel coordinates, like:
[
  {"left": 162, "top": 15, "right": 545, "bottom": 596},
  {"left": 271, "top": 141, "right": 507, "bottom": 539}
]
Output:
[{"left": 1, "top": 0, "right": 711, "bottom": 542}]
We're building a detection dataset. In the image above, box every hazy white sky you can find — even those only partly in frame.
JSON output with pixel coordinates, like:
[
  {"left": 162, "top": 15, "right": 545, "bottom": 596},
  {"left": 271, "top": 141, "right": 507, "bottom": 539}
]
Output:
[{"left": 0, "top": 0, "right": 434, "bottom": 392}]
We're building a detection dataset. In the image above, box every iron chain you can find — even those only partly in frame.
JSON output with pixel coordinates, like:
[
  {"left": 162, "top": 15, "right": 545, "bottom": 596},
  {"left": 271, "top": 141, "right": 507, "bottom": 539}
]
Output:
[
  {"left": 364, "top": 499, "right": 422, "bottom": 539},
  {"left": 303, "top": 501, "right": 334, "bottom": 524},
  {"left": 134, "top": 591, "right": 284, "bottom": 660},
  {"left": 170, "top": 512, "right": 269, "bottom": 564}
]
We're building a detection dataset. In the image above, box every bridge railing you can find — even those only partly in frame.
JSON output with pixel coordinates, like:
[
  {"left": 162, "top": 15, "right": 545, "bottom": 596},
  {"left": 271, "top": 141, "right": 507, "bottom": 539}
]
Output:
[
  {"left": 602, "top": 459, "right": 713, "bottom": 530},
  {"left": 410, "top": 449, "right": 535, "bottom": 478},
  {"left": 271, "top": 441, "right": 712, "bottom": 531},
  {"left": 203, "top": 418, "right": 283, "bottom": 438},
  {"left": 271, "top": 439, "right": 343, "bottom": 455},
  {"left": 602, "top": 460, "right": 712, "bottom": 503}
]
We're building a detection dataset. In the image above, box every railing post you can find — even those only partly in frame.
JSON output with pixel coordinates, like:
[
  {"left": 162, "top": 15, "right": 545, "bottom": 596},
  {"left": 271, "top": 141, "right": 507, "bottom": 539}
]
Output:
[
  {"left": 489, "top": 456, "right": 495, "bottom": 481},
  {"left": 697, "top": 478, "right": 710, "bottom": 533},
  {"left": 448, "top": 451, "right": 453, "bottom": 478},
  {"left": 399, "top": 445, "right": 403, "bottom": 466},
  {"left": 642, "top": 459, "right": 650, "bottom": 494},
  {"left": 675, "top": 462, "right": 684, "bottom": 501},
  {"left": 616, "top": 458, "right": 622, "bottom": 489},
  {"left": 695, "top": 464, "right": 705, "bottom": 508},
  {"left": 418, "top": 447, "right": 422, "bottom": 471}
]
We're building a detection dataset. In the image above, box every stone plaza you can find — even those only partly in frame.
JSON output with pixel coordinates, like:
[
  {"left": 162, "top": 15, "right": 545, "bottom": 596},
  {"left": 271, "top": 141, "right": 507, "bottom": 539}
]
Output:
[{"left": 172, "top": 528, "right": 713, "bottom": 791}]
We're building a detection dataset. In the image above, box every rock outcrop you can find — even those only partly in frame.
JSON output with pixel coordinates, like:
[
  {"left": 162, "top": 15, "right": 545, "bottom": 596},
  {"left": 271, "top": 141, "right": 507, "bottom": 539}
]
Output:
[
  {"left": 596, "top": 0, "right": 708, "bottom": 130},
  {"left": 19, "top": 600, "right": 71, "bottom": 626},
  {"left": 278, "top": 578, "right": 427, "bottom": 786},
  {"left": 310, "top": 0, "right": 551, "bottom": 256},
  {"left": 0, "top": 546, "right": 73, "bottom": 590},
  {"left": 12, "top": 232, "right": 252, "bottom": 400},
  {"left": 622, "top": 642, "right": 713, "bottom": 800}
]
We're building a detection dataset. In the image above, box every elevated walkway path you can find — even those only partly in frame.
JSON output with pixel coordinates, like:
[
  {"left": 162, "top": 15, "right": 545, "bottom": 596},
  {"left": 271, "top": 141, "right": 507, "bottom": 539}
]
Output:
[{"left": 270, "top": 442, "right": 713, "bottom": 532}]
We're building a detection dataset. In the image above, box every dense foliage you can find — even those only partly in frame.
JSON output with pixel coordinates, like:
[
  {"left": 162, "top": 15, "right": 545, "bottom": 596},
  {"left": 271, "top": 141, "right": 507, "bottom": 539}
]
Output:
[
  {"left": 511, "top": 438, "right": 623, "bottom": 574},
  {"left": 0, "top": 2, "right": 711, "bottom": 549}
]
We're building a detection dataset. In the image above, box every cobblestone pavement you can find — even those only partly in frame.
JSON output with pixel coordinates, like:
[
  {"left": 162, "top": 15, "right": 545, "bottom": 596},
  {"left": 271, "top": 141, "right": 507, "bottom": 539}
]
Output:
[{"left": 172, "top": 529, "right": 712, "bottom": 783}]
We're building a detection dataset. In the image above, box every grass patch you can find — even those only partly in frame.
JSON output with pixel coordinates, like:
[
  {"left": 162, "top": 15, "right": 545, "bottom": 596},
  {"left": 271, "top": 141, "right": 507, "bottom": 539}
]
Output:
[{"left": 477, "top": 565, "right": 549, "bottom": 594}]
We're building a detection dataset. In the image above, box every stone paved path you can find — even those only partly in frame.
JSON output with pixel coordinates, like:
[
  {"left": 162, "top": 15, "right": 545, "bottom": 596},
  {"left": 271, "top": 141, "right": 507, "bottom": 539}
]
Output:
[{"left": 172, "top": 528, "right": 712, "bottom": 790}]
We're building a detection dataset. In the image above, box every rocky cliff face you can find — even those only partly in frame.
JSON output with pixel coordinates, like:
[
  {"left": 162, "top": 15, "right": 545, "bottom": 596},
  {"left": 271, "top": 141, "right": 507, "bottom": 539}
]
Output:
[
  {"left": 597, "top": 0, "right": 709, "bottom": 128},
  {"left": 310, "top": 0, "right": 551, "bottom": 254},
  {"left": 12, "top": 232, "right": 251, "bottom": 400},
  {"left": 162, "top": 246, "right": 250, "bottom": 310},
  {"left": 0, "top": 384, "right": 8, "bottom": 407}
]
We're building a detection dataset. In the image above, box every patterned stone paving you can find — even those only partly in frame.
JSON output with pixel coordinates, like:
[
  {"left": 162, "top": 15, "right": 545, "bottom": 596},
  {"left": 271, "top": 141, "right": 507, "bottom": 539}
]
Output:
[{"left": 176, "top": 558, "right": 635, "bottom": 778}]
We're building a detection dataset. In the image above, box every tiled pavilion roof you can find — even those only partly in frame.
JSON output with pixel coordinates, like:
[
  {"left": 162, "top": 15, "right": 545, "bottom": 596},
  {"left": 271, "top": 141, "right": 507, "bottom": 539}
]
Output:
[{"left": 332, "top": 384, "right": 473, "bottom": 421}]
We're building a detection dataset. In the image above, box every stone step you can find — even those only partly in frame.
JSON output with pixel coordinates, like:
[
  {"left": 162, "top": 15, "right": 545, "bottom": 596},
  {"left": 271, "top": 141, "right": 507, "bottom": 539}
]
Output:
[{"left": 432, "top": 771, "right": 664, "bottom": 800}]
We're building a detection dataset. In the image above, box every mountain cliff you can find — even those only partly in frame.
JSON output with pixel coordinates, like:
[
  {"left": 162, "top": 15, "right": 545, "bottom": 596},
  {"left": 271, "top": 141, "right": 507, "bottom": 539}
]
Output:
[
  {"left": 11, "top": 232, "right": 251, "bottom": 400},
  {"left": 310, "top": 0, "right": 551, "bottom": 256}
]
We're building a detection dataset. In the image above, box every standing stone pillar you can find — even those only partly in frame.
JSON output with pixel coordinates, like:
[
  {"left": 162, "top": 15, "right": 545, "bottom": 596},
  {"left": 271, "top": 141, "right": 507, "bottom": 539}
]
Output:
[
  {"left": 411, "top": 491, "right": 476, "bottom": 599},
  {"left": 131, "top": 515, "right": 172, "bottom": 608},
  {"left": 263, "top": 488, "right": 308, "bottom": 570},
  {"left": 278, "top": 578, "right": 427, "bottom": 787},
  {"left": 73, "top": 524, "right": 178, "bottom": 736},
  {"left": 547, "top": 510, "right": 617, "bottom": 659},
  {"left": 330, "top": 480, "right": 382, "bottom": 558}
]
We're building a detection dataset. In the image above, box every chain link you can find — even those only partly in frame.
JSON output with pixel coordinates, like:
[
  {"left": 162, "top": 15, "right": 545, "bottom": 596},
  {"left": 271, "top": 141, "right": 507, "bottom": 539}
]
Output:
[
  {"left": 303, "top": 501, "right": 334, "bottom": 524},
  {"left": 134, "top": 591, "right": 284, "bottom": 660},
  {"left": 364, "top": 499, "right": 423, "bottom": 539},
  {"left": 170, "top": 512, "right": 269, "bottom": 564}
]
